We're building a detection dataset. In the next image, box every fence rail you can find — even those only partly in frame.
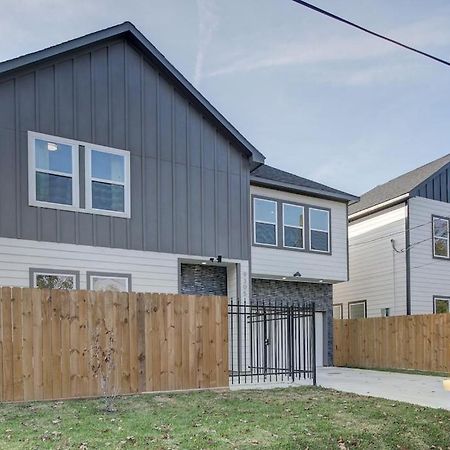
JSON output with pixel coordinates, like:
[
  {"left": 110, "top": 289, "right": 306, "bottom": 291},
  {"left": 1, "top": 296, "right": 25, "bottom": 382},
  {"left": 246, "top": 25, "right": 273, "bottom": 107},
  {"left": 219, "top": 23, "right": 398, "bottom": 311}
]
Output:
[
  {"left": 0, "top": 287, "right": 228, "bottom": 402},
  {"left": 334, "top": 314, "right": 450, "bottom": 372}
]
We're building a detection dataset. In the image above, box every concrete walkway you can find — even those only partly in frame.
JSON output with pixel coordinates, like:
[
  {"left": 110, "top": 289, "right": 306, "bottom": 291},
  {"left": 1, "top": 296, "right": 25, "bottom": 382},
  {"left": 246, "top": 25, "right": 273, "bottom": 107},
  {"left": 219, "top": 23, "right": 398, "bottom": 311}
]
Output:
[
  {"left": 317, "top": 367, "right": 450, "bottom": 411},
  {"left": 230, "top": 367, "right": 450, "bottom": 410}
]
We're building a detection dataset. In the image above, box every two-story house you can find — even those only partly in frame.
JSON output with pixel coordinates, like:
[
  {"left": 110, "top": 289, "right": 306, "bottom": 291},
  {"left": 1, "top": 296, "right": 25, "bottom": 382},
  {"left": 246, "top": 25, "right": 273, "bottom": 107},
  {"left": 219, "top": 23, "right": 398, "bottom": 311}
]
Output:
[
  {"left": 334, "top": 154, "right": 450, "bottom": 320},
  {"left": 0, "top": 22, "right": 356, "bottom": 366}
]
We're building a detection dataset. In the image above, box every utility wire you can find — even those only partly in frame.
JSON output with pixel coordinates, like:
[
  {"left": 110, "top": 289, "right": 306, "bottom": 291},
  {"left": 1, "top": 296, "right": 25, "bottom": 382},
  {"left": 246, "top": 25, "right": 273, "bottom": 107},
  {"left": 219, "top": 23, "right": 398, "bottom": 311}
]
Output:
[
  {"left": 349, "top": 220, "right": 431, "bottom": 248},
  {"left": 291, "top": 0, "right": 450, "bottom": 67}
]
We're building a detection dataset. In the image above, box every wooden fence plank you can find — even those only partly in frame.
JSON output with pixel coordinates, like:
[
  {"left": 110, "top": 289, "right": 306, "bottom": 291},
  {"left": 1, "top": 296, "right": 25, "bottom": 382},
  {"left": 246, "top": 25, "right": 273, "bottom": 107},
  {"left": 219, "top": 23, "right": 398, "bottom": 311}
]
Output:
[
  {"left": 60, "top": 292, "right": 71, "bottom": 398},
  {"left": 22, "top": 289, "right": 33, "bottom": 401},
  {"left": 12, "top": 287, "right": 24, "bottom": 401},
  {"left": 128, "top": 292, "right": 138, "bottom": 393},
  {"left": 0, "top": 288, "right": 229, "bottom": 402},
  {"left": 69, "top": 289, "right": 80, "bottom": 398},
  {"left": 78, "top": 290, "right": 89, "bottom": 398},
  {"left": 51, "top": 290, "right": 62, "bottom": 400},
  {"left": 41, "top": 290, "right": 53, "bottom": 400},
  {"left": 2, "top": 288, "right": 13, "bottom": 401},
  {"left": 334, "top": 314, "right": 450, "bottom": 372},
  {"left": 31, "top": 289, "right": 43, "bottom": 400}
]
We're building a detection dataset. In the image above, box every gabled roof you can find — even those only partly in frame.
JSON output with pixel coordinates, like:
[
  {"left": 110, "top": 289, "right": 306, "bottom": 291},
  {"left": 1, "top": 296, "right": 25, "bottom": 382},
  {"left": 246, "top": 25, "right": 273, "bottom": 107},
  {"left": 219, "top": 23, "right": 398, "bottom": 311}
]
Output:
[
  {"left": 251, "top": 164, "right": 358, "bottom": 203},
  {"left": 349, "top": 153, "right": 450, "bottom": 216},
  {"left": 0, "top": 22, "right": 265, "bottom": 164}
]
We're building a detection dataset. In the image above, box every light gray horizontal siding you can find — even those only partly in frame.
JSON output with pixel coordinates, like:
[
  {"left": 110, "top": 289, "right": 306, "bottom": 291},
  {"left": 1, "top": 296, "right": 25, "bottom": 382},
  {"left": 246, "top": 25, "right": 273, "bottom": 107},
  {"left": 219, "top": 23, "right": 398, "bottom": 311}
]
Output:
[
  {"left": 333, "top": 204, "right": 407, "bottom": 318},
  {"left": 409, "top": 196, "right": 450, "bottom": 314},
  {"left": 250, "top": 186, "right": 348, "bottom": 282},
  {"left": 0, "top": 38, "right": 250, "bottom": 260}
]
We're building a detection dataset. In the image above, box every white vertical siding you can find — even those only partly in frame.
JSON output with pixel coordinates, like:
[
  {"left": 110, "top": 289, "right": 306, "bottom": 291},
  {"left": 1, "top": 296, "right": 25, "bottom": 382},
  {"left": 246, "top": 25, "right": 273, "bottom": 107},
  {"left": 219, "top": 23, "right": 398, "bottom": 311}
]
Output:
[
  {"left": 409, "top": 197, "right": 450, "bottom": 314},
  {"left": 333, "top": 204, "right": 407, "bottom": 318},
  {"left": 250, "top": 186, "right": 348, "bottom": 282}
]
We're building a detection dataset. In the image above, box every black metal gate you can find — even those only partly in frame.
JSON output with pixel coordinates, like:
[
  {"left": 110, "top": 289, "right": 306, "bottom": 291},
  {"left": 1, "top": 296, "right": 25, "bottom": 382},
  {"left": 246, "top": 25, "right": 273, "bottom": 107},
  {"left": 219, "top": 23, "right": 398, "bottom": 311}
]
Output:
[{"left": 229, "top": 300, "right": 316, "bottom": 385}]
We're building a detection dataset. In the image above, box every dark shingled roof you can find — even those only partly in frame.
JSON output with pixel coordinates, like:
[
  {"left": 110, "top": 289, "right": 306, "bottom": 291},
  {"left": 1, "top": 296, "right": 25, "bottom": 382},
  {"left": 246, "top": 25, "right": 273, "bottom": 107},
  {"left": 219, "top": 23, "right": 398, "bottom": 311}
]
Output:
[
  {"left": 349, "top": 154, "right": 450, "bottom": 215},
  {"left": 251, "top": 164, "right": 358, "bottom": 202}
]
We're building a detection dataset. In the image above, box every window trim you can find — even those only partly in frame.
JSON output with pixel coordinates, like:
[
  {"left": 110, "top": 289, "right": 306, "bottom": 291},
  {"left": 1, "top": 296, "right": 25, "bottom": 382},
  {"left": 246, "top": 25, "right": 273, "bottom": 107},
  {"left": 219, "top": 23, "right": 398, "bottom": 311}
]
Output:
[
  {"left": 29, "top": 267, "right": 80, "bottom": 290},
  {"left": 333, "top": 303, "right": 343, "bottom": 319},
  {"left": 282, "top": 203, "right": 305, "bottom": 250},
  {"left": 86, "top": 271, "right": 132, "bottom": 292},
  {"left": 253, "top": 197, "right": 278, "bottom": 247},
  {"left": 85, "top": 146, "right": 131, "bottom": 218},
  {"left": 433, "top": 295, "right": 450, "bottom": 314},
  {"left": 348, "top": 300, "right": 367, "bottom": 319},
  {"left": 28, "top": 131, "right": 80, "bottom": 211},
  {"left": 28, "top": 131, "right": 131, "bottom": 218},
  {"left": 432, "top": 215, "right": 449, "bottom": 259},
  {"left": 309, "top": 207, "right": 331, "bottom": 254}
]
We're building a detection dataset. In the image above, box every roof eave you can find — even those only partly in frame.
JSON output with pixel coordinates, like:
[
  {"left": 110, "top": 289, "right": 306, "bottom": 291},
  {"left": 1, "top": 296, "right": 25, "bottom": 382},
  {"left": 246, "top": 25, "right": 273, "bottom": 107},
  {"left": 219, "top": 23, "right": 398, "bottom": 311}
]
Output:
[
  {"left": 348, "top": 193, "right": 410, "bottom": 221},
  {"left": 250, "top": 176, "right": 359, "bottom": 203},
  {"left": 0, "top": 22, "right": 266, "bottom": 165}
]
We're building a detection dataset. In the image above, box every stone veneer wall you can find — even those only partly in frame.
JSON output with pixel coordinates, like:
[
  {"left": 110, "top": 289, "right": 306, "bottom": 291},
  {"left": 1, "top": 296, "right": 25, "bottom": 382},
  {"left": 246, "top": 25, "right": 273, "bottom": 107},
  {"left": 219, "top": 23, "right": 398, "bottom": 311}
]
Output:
[
  {"left": 180, "top": 264, "right": 228, "bottom": 296},
  {"left": 251, "top": 278, "right": 333, "bottom": 365}
]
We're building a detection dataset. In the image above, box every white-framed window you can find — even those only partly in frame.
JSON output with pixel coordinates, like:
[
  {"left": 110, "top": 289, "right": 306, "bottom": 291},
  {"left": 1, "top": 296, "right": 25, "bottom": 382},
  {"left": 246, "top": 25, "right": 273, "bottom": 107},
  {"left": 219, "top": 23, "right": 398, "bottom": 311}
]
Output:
[
  {"left": 28, "top": 131, "right": 80, "bottom": 210},
  {"left": 85, "top": 147, "right": 130, "bottom": 217},
  {"left": 283, "top": 203, "right": 304, "bottom": 249},
  {"left": 31, "top": 269, "right": 78, "bottom": 290},
  {"left": 434, "top": 297, "right": 450, "bottom": 314},
  {"left": 433, "top": 216, "right": 449, "bottom": 259},
  {"left": 333, "top": 304, "right": 343, "bottom": 319},
  {"left": 88, "top": 274, "right": 130, "bottom": 292},
  {"left": 349, "top": 300, "right": 366, "bottom": 319},
  {"left": 309, "top": 208, "right": 330, "bottom": 252},
  {"left": 28, "top": 131, "right": 131, "bottom": 218},
  {"left": 254, "top": 198, "right": 277, "bottom": 246}
]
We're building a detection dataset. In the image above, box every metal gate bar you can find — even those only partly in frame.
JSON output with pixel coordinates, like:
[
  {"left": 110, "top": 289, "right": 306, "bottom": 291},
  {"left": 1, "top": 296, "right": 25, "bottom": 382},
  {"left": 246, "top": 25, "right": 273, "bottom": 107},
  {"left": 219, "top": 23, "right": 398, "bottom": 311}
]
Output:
[{"left": 229, "top": 299, "right": 316, "bottom": 385}]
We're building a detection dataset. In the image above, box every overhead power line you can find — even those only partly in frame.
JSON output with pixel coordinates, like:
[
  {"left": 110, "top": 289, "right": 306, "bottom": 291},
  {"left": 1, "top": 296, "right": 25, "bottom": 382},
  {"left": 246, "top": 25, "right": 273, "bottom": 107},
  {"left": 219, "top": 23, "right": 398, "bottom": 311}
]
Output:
[
  {"left": 348, "top": 220, "right": 431, "bottom": 248},
  {"left": 291, "top": 0, "right": 450, "bottom": 67}
]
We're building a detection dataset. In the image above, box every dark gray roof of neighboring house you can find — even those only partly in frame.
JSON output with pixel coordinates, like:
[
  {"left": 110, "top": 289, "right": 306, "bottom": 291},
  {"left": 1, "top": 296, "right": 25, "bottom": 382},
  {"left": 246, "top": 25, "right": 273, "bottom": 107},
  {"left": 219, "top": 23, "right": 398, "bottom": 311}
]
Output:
[
  {"left": 0, "top": 22, "right": 265, "bottom": 164},
  {"left": 349, "top": 153, "right": 450, "bottom": 215},
  {"left": 250, "top": 164, "right": 358, "bottom": 203}
]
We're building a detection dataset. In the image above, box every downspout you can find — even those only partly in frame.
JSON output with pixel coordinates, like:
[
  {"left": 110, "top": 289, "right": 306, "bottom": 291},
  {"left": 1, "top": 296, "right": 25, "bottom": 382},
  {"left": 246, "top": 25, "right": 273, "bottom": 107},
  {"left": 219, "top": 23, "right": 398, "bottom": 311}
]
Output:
[{"left": 405, "top": 199, "right": 411, "bottom": 315}]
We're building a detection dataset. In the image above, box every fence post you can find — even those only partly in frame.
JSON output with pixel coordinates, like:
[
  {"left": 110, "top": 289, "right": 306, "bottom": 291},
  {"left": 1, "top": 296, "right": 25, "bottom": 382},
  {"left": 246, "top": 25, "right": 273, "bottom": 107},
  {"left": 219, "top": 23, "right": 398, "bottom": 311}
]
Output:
[{"left": 311, "top": 302, "right": 317, "bottom": 386}]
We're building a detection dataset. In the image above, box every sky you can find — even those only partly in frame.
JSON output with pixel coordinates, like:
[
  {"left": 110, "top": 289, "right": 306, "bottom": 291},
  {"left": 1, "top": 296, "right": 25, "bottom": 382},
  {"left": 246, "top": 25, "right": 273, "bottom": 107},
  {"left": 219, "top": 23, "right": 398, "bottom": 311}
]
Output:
[{"left": 1, "top": 0, "right": 449, "bottom": 195}]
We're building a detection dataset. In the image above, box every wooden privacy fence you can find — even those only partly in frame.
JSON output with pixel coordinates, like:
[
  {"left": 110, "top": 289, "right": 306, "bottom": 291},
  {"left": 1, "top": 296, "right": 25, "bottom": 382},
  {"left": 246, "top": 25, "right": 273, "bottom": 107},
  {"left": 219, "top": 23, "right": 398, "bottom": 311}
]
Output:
[
  {"left": 334, "top": 314, "right": 450, "bottom": 372},
  {"left": 0, "top": 287, "right": 228, "bottom": 402}
]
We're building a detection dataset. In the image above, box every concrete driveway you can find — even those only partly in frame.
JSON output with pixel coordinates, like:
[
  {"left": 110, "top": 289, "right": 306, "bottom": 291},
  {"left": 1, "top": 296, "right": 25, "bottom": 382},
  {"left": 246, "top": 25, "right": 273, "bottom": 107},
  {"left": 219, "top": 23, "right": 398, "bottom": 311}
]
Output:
[{"left": 318, "top": 367, "right": 450, "bottom": 410}]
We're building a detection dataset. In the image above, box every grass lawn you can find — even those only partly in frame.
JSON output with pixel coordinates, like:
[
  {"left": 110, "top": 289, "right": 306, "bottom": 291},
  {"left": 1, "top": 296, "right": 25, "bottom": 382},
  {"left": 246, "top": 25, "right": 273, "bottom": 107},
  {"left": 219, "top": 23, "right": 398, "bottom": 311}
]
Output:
[{"left": 1, "top": 387, "right": 450, "bottom": 449}]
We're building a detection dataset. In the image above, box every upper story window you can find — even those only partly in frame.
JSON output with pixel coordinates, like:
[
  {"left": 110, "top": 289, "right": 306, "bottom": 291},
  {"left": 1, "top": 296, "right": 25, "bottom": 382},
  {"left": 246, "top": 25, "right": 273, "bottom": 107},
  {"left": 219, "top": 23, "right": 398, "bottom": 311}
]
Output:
[
  {"left": 29, "top": 133, "right": 79, "bottom": 209},
  {"left": 252, "top": 197, "right": 333, "bottom": 255},
  {"left": 283, "top": 203, "right": 304, "bottom": 249},
  {"left": 28, "top": 131, "right": 130, "bottom": 218},
  {"left": 309, "top": 208, "right": 330, "bottom": 253},
  {"left": 433, "top": 216, "right": 449, "bottom": 259},
  {"left": 254, "top": 198, "right": 277, "bottom": 246},
  {"left": 86, "top": 147, "right": 130, "bottom": 216}
]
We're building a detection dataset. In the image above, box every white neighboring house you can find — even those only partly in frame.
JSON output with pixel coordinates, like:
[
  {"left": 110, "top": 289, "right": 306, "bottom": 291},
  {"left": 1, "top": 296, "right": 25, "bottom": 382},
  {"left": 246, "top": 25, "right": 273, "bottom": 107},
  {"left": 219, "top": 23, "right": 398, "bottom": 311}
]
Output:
[{"left": 334, "top": 154, "right": 450, "bottom": 319}]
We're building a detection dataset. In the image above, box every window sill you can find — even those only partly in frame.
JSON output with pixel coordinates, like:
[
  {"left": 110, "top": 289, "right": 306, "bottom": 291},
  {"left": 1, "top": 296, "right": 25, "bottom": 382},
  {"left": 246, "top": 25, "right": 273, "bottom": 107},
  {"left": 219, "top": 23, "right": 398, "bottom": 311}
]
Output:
[{"left": 29, "top": 199, "right": 131, "bottom": 219}]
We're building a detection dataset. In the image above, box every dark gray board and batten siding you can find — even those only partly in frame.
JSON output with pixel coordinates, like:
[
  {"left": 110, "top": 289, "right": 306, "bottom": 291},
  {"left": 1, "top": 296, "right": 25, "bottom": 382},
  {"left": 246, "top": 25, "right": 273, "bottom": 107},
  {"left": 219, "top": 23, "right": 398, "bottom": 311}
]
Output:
[
  {"left": 413, "top": 164, "right": 450, "bottom": 204},
  {"left": 0, "top": 38, "right": 250, "bottom": 260}
]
